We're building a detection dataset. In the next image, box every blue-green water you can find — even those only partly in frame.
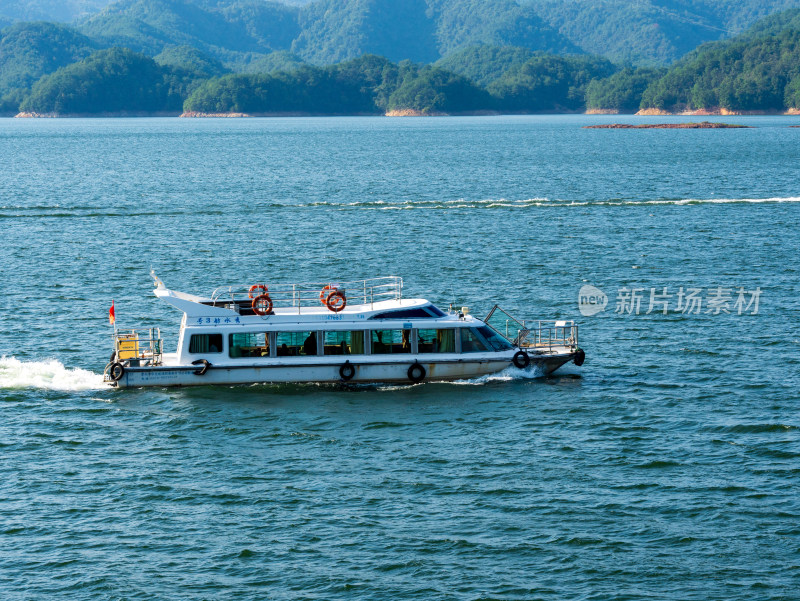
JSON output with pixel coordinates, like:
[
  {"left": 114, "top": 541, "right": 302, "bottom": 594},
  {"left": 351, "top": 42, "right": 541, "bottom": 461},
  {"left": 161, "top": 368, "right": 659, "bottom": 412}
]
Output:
[{"left": 1, "top": 115, "right": 798, "bottom": 599}]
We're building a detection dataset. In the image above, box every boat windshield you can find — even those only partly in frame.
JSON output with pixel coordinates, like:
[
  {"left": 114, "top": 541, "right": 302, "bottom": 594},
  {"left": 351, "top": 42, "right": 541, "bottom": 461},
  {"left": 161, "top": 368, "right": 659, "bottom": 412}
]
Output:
[{"left": 477, "top": 325, "right": 514, "bottom": 351}]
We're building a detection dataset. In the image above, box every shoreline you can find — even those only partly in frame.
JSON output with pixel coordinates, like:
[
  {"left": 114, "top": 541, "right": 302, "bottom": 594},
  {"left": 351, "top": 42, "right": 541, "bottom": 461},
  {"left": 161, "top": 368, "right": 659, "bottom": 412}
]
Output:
[
  {"left": 584, "top": 122, "right": 752, "bottom": 129},
  {"left": 634, "top": 107, "right": 800, "bottom": 116},
  {"left": 589, "top": 107, "right": 800, "bottom": 116},
  {"left": 15, "top": 111, "right": 182, "bottom": 118},
  {"left": 6, "top": 108, "right": 800, "bottom": 119}
]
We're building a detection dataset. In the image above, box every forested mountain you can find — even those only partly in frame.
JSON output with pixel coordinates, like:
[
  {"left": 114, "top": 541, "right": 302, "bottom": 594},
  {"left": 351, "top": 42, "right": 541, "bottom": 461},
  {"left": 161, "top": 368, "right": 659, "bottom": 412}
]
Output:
[
  {"left": 584, "top": 9, "right": 800, "bottom": 111},
  {"left": 5, "top": 0, "right": 800, "bottom": 67},
  {"left": 291, "top": 0, "right": 439, "bottom": 64},
  {"left": 585, "top": 66, "right": 665, "bottom": 112},
  {"left": 437, "top": 45, "right": 614, "bottom": 109},
  {"left": 429, "top": 0, "right": 578, "bottom": 57},
  {"left": 74, "top": 0, "right": 577, "bottom": 66},
  {"left": 523, "top": 0, "right": 800, "bottom": 64},
  {"left": 435, "top": 45, "right": 536, "bottom": 86},
  {"left": 13, "top": 44, "right": 617, "bottom": 115},
  {"left": 639, "top": 8, "right": 800, "bottom": 111},
  {"left": 154, "top": 44, "right": 228, "bottom": 77},
  {"left": 19, "top": 46, "right": 208, "bottom": 113},
  {"left": 78, "top": 0, "right": 299, "bottom": 59},
  {"left": 4, "top": 1, "right": 800, "bottom": 115},
  {"left": 240, "top": 50, "right": 304, "bottom": 73},
  {"left": 0, "top": 1, "right": 114, "bottom": 23},
  {"left": 0, "top": 21, "right": 96, "bottom": 92}
]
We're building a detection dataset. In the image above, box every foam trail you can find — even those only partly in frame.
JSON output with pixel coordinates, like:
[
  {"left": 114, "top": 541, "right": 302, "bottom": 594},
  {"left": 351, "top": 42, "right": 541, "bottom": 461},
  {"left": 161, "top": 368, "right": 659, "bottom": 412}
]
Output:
[
  {"left": 671, "top": 196, "right": 800, "bottom": 205},
  {"left": 317, "top": 196, "right": 800, "bottom": 210},
  {"left": 453, "top": 364, "right": 546, "bottom": 385},
  {"left": 0, "top": 356, "right": 105, "bottom": 391}
]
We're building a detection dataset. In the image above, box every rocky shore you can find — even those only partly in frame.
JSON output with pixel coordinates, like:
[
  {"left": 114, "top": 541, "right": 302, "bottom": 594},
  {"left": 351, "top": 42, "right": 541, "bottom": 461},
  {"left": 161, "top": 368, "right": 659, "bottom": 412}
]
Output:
[
  {"left": 634, "top": 107, "right": 797, "bottom": 116},
  {"left": 16, "top": 111, "right": 180, "bottom": 118},
  {"left": 584, "top": 122, "right": 752, "bottom": 129}
]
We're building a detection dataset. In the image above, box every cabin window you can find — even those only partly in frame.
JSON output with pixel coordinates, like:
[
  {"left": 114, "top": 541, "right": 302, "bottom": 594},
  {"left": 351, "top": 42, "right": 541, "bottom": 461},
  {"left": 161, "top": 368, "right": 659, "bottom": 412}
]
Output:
[
  {"left": 371, "top": 329, "right": 411, "bottom": 354},
  {"left": 417, "top": 329, "right": 456, "bottom": 353},
  {"left": 477, "top": 325, "right": 514, "bottom": 351},
  {"left": 323, "top": 331, "right": 365, "bottom": 355},
  {"left": 371, "top": 307, "right": 436, "bottom": 319},
  {"left": 460, "top": 328, "right": 488, "bottom": 353},
  {"left": 189, "top": 333, "right": 223, "bottom": 354},
  {"left": 276, "top": 331, "right": 318, "bottom": 356},
  {"left": 229, "top": 333, "right": 269, "bottom": 358}
]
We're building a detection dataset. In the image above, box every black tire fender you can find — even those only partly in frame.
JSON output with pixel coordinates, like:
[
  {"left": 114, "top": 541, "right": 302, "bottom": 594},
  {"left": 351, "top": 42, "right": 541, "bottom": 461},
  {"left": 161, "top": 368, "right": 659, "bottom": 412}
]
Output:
[
  {"left": 339, "top": 361, "right": 356, "bottom": 381},
  {"left": 110, "top": 362, "right": 125, "bottom": 381},
  {"left": 512, "top": 350, "right": 530, "bottom": 369},
  {"left": 192, "top": 359, "right": 211, "bottom": 376},
  {"left": 573, "top": 348, "right": 586, "bottom": 367},
  {"left": 408, "top": 362, "right": 426, "bottom": 383}
]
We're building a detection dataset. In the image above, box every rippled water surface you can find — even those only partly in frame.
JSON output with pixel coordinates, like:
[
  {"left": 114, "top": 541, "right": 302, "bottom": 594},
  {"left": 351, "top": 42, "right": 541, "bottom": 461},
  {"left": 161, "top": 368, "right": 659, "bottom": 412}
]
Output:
[{"left": 1, "top": 115, "right": 798, "bottom": 599}]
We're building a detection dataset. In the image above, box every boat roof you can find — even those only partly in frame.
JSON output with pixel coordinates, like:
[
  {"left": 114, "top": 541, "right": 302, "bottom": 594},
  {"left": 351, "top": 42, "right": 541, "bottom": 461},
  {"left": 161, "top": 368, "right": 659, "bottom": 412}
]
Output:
[{"left": 152, "top": 275, "right": 468, "bottom": 326}]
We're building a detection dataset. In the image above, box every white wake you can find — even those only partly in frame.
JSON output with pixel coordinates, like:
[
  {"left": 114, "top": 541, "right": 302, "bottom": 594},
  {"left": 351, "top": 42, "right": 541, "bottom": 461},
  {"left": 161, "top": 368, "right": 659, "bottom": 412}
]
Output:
[
  {"left": 452, "top": 364, "right": 547, "bottom": 385},
  {"left": 0, "top": 356, "right": 105, "bottom": 391},
  {"left": 310, "top": 196, "right": 800, "bottom": 210}
]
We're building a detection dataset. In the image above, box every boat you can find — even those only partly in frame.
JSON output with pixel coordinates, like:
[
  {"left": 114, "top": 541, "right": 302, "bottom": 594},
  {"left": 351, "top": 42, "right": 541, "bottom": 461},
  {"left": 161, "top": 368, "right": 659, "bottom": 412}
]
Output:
[{"left": 103, "top": 275, "right": 585, "bottom": 388}]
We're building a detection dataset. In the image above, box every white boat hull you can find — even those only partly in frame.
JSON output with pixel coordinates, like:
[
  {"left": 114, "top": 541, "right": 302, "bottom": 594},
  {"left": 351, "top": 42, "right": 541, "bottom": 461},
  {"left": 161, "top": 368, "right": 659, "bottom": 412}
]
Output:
[{"left": 111, "top": 352, "right": 576, "bottom": 388}]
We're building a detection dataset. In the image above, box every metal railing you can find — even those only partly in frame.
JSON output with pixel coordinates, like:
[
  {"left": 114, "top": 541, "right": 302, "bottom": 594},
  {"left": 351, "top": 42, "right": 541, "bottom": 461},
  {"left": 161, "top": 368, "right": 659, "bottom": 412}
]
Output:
[
  {"left": 209, "top": 276, "right": 403, "bottom": 312},
  {"left": 111, "top": 328, "right": 163, "bottom": 366},
  {"left": 484, "top": 305, "right": 578, "bottom": 352},
  {"left": 517, "top": 320, "right": 578, "bottom": 352}
]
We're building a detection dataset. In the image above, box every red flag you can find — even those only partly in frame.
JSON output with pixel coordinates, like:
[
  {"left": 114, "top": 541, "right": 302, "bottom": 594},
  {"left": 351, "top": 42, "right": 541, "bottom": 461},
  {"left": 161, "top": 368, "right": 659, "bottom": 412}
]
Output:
[{"left": 109, "top": 301, "right": 115, "bottom": 325}]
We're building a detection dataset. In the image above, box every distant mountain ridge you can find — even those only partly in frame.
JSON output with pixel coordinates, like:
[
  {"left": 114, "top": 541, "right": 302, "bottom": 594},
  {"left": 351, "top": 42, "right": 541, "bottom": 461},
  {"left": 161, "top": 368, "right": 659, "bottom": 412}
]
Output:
[
  {"left": 71, "top": 0, "right": 579, "bottom": 66},
  {"left": 523, "top": 0, "right": 800, "bottom": 64},
  {"left": 0, "top": 1, "right": 115, "bottom": 22},
  {"left": 5, "top": 0, "right": 800, "bottom": 66},
  {"left": 4, "top": 0, "right": 800, "bottom": 117},
  {"left": 583, "top": 8, "right": 800, "bottom": 113},
  {"left": 5, "top": 8, "right": 800, "bottom": 116}
]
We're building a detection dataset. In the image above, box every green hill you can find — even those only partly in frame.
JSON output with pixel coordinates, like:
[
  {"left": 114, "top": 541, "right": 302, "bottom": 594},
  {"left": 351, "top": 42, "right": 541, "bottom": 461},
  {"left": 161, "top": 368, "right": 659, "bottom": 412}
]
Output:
[
  {"left": 76, "top": 0, "right": 578, "bottom": 66},
  {"left": 183, "top": 56, "right": 493, "bottom": 115},
  {"left": 6, "top": 0, "right": 800, "bottom": 68},
  {"left": 434, "top": 45, "right": 537, "bottom": 86},
  {"left": 183, "top": 50, "right": 616, "bottom": 115},
  {"left": 0, "top": 21, "right": 96, "bottom": 94},
  {"left": 431, "top": 0, "right": 579, "bottom": 57},
  {"left": 184, "top": 57, "right": 387, "bottom": 115},
  {"left": 5, "top": 1, "right": 800, "bottom": 116},
  {"left": 78, "top": 0, "right": 299, "bottom": 58},
  {"left": 639, "top": 8, "right": 800, "bottom": 111},
  {"left": 240, "top": 50, "right": 305, "bottom": 74},
  {"left": 154, "top": 44, "right": 228, "bottom": 78},
  {"left": 0, "top": 1, "right": 114, "bottom": 23},
  {"left": 488, "top": 53, "right": 616, "bottom": 112},
  {"left": 20, "top": 46, "right": 204, "bottom": 114},
  {"left": 273, "top": 0, "right": 577, "bottom": 65},
  {"left": 291, "top": 0, "right": 440, "bottom": 64},
  {"left": 435, "top": 45, "right": 614, "bottom": 111},
  {"left": 523, "top": 0, "right": 800, "bottom": 65},
  {"left": 585, "top": 67, "right": 666, "bottom": 112}
]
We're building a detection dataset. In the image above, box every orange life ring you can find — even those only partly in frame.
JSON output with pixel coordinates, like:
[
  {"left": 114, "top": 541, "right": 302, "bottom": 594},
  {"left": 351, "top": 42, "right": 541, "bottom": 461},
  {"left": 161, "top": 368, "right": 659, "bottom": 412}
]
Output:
[
  {"left": 252, "top": 293, "right": 273, "bottom": 316},
  {"left": 319, "top": 284, "right": 337, "bottom": 304},
  {"left": 249, "top": 284, "right": 268, "bottom": 299},
  {"left": 326, "top": 290, "right": 347, "bottom": 313}
]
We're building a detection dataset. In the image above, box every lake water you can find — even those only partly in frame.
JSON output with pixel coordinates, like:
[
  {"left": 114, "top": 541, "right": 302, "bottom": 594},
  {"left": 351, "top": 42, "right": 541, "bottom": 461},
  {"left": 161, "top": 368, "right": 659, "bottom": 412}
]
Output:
[{"left": 0, "top": 115, "right": 798, "bottom": 599}]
